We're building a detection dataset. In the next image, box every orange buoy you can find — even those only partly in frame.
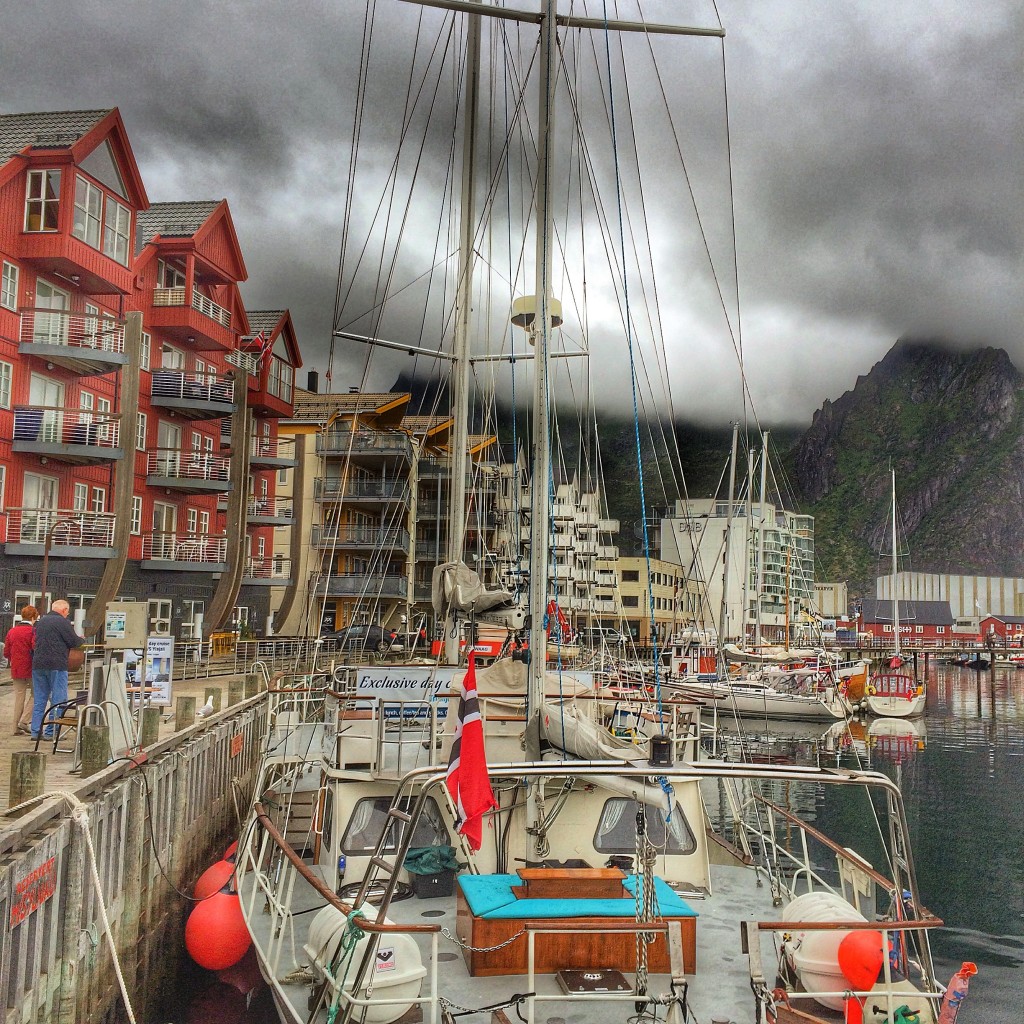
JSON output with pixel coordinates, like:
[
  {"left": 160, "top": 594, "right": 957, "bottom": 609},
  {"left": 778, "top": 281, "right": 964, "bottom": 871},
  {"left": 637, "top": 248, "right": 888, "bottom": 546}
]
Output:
[
  {"left": 217, "top": 945, "right": 263, "bottom": 994},
  {"left": 223, "top": 840, "right": 238, "bottom": 860},
  {"left": 194, "top": 860, "right": 235, "bottom": 901},
  {"left": 185, "top": 890, "right": 251, "bottom": 971}
]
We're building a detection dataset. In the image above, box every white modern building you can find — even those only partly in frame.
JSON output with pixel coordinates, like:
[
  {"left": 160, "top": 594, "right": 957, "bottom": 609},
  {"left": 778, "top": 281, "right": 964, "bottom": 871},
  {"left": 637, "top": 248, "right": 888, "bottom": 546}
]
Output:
[{"left": 660, "top": 498, "right": 815, "bottom": 644}]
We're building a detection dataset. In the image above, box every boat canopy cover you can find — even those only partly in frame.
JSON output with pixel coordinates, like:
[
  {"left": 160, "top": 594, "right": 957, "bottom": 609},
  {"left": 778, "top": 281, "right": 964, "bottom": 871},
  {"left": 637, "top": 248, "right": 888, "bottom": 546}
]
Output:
[
  {"left": 431, "top": 561, "right": 515, "bottom": 616},
  {"left": 448, "top": 658, "right": 592, "bottom": 697},
  {"left": 722, "top": 643, "right": 824, "bottom": 664}
]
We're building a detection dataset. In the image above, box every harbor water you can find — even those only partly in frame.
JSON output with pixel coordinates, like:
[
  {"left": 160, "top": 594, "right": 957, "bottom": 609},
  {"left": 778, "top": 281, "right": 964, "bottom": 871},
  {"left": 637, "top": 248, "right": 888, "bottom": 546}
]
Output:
[{"left": 160, "top": 663, "right": 1019, "bottom": 1023}]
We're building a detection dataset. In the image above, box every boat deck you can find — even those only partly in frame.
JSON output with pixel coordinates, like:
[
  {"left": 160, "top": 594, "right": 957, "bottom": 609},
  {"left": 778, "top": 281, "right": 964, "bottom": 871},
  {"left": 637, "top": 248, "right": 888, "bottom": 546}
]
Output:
[{"left": 243, "top": 861, "right": 811, "bottom": 1024}]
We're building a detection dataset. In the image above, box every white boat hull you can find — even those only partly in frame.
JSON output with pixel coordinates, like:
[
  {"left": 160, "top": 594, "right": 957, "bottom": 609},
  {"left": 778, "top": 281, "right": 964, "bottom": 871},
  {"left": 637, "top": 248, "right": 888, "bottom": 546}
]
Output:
[{"left": 670, "top": 680, "right": 850, "bottom": 721}]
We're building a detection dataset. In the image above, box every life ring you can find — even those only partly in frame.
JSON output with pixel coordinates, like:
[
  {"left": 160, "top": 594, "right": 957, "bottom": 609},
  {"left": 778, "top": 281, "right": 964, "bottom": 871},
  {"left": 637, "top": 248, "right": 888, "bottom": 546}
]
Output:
[{"left": 865, "top": 684, "right": 876, "bottom": 696}]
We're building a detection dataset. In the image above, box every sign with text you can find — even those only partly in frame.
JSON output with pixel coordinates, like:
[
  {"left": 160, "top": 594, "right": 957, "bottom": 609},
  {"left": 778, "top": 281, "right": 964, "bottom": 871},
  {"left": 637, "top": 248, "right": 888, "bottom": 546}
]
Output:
[
  {"left": 354, "top": 666, "right": 459, "bottom": 718},
  {"left": 143, "top": 635, "right": 175, "bottom": 706},
  {"left": 11, "top": 858, "right": 56, "bottom": 926}
]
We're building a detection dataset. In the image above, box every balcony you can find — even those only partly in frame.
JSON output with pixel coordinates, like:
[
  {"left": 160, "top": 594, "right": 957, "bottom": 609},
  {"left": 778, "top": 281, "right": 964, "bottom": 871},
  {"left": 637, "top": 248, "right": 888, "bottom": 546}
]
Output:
[
  {"left": 413, "top": 582, "right": 433, "bottom": 603},
  {"left": 149, "top": 286, "right": 234, "bottom": 351},
  {"left": 313, "top": 477, "right": 410, "bottom": 505},
  {"left": 311, "top": 525, "right": 409, "bottom": 550},
  {"left": 17, "top": 231, "right": 134, "bottom": 296},
  {"left": 150, "top": 369, "right": 235, "bottom": 420},
  {"left": 247, "top": 436, "right": 297, "bottom": 469},
  {"left": 316, "top": 430, "right": 413, "bottom": 460},
  {"left": 246, "top": 496, "right": 294, "bottom": 525},
  {"left": 140, "top": 533, "right": 228, "bottom": 571},
  {"left": 415, "top": 538, "right": 447, "bottom": 559},
  {"left": 242, "top": 556, "right": 293, "bottom": 586},
  {"left": 315, "top": 573, "right": 408, "bottom": 599},
  {"left": 13, "top": 407, "right": 122, "bottom": 465},
  {"left": 598, "top": 519, "right": 620, "bottom": 533},
  {"left": 146, "top": 449, "right": 231, "bottom": 494},
  {"left": 18, "top": 309, "right": 128, "bottom": 377},
  {"left": 3, "top": 509, "right": 116, "bottom": 558}
]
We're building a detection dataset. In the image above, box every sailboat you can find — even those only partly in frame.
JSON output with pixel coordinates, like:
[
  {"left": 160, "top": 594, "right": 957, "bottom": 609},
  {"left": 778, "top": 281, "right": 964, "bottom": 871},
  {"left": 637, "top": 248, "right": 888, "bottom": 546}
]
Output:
[
  {"left": 227, "top": 4, "right": 964, "bottom": 1023},
  {"left": 865, "top": 471, "right": 926, "bottom": 718}
]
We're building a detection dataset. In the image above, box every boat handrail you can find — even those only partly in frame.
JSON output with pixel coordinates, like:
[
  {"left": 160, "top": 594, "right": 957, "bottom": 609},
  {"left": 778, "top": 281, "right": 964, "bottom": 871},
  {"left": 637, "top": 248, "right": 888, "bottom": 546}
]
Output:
[
  {"left": 752, "top": 917, "right": 943, "bottom": 932},
  {"left": 752, "top": 794, "right": 927, "bottom": 902},
  {"left": 252, "top": 802, "right": 441, "bottom": 935}
]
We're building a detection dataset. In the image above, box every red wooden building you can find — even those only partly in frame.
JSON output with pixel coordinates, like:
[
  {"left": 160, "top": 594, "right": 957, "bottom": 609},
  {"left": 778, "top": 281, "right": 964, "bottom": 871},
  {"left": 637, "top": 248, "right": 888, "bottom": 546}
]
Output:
[
  {"left": 0, "top": 107, "right": 301, "bottom": 638},
  {"left": 858, "top": 599, "right": 961, "bottom": 642}
]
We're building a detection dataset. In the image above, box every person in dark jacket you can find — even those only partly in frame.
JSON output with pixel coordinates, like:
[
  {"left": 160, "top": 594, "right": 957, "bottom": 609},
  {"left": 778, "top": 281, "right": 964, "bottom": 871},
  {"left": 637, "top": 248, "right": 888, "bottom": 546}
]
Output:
[
  {"left": 3, "top": 605, "right": 38, "bottom": 735},
  {"left": 31, "top": 599, "right": 83, "bottom": 741}
]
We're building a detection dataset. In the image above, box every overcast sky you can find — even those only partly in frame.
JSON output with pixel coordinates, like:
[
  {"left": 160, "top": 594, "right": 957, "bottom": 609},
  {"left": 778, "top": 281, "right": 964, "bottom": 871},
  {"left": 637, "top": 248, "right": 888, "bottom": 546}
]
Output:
[{"left": 3, "top": 0, "right": 1021, "bottom": 425}]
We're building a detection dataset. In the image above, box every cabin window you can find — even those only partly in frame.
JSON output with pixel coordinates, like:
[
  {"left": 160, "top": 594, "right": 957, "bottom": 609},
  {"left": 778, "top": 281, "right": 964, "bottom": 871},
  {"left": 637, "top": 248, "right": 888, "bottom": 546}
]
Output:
[
  {"left": 25, "top": 170, "right": 61, "bottom": 231},
  {"left": 594, "top": 798, "right": 696, "bottom": 855},
  {"left": 341, "top": 796, "right": 450, "bottom": 855}
]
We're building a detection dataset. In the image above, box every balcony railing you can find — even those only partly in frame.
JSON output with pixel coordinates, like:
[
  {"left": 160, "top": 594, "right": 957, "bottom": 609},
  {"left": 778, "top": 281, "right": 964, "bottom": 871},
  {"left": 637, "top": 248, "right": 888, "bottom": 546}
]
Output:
[
  {"left": 19, "top": 308, "right": 126, "bottom": 354},
  {"left": 246, "top": 496, "right": 294, "bottom": 522},
  {"left": 311, "top": 525, "right": 409, "bottom": 549},
  {"left": 151, "top": 369, "right": 234, "bottom": 404},
  {"left": 141, "top": 533, "right": 228, "bottom": 563},
  {"left": 313, "top": 478, "right": 409, "bottom": 502},
  {"left": 152, "top": 286, "right": 232, "bottom": 328},
  {"left": 316, "top": 430, "right": 413, "bottom": 458},
  {"left": 4, "top": 509, "right": 116, "bottom": 548},
  {"left": 226, "top": 348, "right": 260, "bottom": 376},
  {"left": 243, "top": 556, "right": 293, "bottom": 581},
  {"left": 248, "top": 436, "right": 297, "bottom": 464},
  {"left": 315, "top": 573, "right": 408, "bottom": 599},
  {"left": 147, "top": 449, "right": 230, "bottom": 483},
  {"left": 13, "top": 406, "right": 120, "bottom": 450}
]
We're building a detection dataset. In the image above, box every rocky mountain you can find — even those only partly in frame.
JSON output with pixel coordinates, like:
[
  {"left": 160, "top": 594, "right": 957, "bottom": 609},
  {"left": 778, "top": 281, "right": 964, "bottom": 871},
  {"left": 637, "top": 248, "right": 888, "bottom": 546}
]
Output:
[{"left": 789, "top": 339, "right": 1024, "bottom": 593}]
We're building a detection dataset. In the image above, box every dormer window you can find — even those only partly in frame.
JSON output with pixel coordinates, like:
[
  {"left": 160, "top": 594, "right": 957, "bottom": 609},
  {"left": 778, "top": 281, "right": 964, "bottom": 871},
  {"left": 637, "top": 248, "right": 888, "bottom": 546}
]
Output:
[
  {"left": 25, "top": 169, "right": 61, "bottom": 231},
  {"left": 157, "top": 259, "right": 186, "bottom": 289},
  {"left": 72, "top": 174, "right": 131, "bottom": 265}
]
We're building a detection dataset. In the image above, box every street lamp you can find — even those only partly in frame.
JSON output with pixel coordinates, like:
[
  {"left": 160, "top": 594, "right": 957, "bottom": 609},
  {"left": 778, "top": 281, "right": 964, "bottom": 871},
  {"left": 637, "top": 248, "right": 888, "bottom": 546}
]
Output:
[{"left": 38, "top": 514, "right": 86, "bottom": 614}]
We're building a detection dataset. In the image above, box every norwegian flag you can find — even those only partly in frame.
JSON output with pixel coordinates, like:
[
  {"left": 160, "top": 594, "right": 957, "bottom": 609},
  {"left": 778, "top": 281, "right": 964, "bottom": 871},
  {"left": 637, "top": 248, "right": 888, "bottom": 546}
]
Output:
[
  {"left": 251, "top": 329, "right": 274, "bottom": 368},
  {"left": 444, "top": 654, "right": 497, "bottom": 851}
]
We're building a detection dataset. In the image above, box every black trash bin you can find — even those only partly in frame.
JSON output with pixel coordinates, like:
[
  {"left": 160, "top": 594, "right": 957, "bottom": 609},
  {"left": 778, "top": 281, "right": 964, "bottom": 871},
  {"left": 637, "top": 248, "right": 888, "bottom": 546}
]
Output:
[{"left": 404, "top": 845, "right": 462, "bottom": 900}]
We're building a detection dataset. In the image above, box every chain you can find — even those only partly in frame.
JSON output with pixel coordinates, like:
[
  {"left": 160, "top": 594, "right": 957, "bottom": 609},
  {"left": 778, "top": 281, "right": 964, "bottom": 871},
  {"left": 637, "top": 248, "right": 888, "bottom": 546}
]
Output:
[
  {"left": 439, "top": 992, "right": 533, "bottom": 1016},
  {"left": 441, "top": 925, "right": 527, "bottom": 952}
]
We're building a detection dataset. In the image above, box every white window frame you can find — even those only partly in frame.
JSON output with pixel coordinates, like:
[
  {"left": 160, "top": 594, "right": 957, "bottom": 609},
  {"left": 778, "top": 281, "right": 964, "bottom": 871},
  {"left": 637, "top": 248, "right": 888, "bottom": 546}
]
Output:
[
  {"left": 0, "top": 465, "right": 6, "bottom": 510},
  {"left": 102, "top": 196, "right": 131, "bottom": 265},
  {"left": 72, "top": 482, "right": 89, "bottom": 512},
  {"left": 91, "top": 486, "right": 105, "bottom": 513},
  {"left": 136, "top": 411, "right": 147, "bottom": 451},
  {"left": 198, "top": 509, "right": 210, "bottom": 535},
  {"left": 257, "top": 535, "right": 266, "bottom": 559},
  {"left": 140, "top": 331, "right": 151, "bottom": 370},
  {"left": 72, "top": 176, "right": 103, "bottom": 249},
  {"left": 0, "top": 360, "right": 11, "bottom": 409},
  {"left": 187, "top": 508, "right": 198, "bottom": 535},
  {"left": 131, "top": 496, "right": 142, "bottom": 535},
  {"left": 1, "top": 262, "right": 17, "bottom": 311},
  {"left": 25, "top": 169, "right": 61, "bottom": 232}
]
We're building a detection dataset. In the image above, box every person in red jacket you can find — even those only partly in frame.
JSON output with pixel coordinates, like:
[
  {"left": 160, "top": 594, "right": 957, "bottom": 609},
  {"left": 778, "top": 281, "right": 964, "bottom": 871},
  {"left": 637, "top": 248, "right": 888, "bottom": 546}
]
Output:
[{"left": 3, "top": 606, "right": 38, "bottom": 736}]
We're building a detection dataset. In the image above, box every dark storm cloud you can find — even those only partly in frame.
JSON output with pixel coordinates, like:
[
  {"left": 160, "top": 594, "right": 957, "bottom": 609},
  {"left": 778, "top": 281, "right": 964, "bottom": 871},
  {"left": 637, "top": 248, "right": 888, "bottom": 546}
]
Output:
[{"left": 2, "top": 0, "right": 1021, "bottom": 422}]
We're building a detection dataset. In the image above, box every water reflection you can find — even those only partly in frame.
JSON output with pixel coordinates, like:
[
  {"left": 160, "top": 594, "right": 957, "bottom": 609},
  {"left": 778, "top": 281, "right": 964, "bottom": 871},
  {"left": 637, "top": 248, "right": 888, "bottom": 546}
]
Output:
[{"left": 705, "top": 664, "right": 1024, "bottom": 1023}]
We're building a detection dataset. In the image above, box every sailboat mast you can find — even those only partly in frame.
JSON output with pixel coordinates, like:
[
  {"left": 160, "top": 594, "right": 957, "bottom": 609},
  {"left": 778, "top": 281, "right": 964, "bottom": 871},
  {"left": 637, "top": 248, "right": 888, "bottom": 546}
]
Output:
[
  {"left": 755, "top": 430, "right": 769, "bottom": 648},
  {"left": 524, "top": 0, "right": 558, "bottom": 762},
  {"left": 891, "top": 468, "right": 900, "bottom": 658},
  {"left": 444, "top": 7, "right": 482, "bottom": 665},
  {"left": 717, "top": 422, "right": 739, "bottom": 671}
]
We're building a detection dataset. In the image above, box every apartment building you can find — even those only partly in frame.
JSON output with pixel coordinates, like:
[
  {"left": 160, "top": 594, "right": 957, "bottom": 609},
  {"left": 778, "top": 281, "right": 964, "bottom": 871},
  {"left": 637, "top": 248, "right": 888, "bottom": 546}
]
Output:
[
  {"left": 660, "top": 497, "right": 815, "bottom": 644},
  {"left": 0, "top": 108, "right": 299, "bottom": 638},
  {"left": 616, "top": 557, "right": 700, "bottom": 644}
]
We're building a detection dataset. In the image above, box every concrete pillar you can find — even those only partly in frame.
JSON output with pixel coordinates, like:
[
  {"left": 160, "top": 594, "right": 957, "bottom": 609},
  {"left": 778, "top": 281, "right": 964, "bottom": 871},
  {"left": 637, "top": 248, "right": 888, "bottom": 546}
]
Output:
[
  {"left": 8, "top": 752, "right": 47, "bottom": 813},
  {"left": 175, "top": 696, "right": 196, "bottom": 732},
  {"left": 204, "top": 687, "right": 222, "bottom": 714},
  {"left": 80, "top": 725, "right": 111, "bottom": 779},
  {"left": 140, "top": 706, "right": 161, "bottom": 747},
  {"left": 228, "top": 679, "right": 245, "bottom": 706}
]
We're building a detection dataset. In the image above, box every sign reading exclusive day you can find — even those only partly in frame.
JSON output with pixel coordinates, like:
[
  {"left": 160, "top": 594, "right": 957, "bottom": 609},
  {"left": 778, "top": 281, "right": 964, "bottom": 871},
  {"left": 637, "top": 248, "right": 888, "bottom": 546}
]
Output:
[{"left": 354, "top": 666, "right": 458, "bottom": 717}]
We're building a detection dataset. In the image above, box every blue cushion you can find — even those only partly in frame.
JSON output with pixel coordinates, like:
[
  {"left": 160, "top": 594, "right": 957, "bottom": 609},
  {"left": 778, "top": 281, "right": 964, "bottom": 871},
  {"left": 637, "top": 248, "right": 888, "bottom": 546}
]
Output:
[{"left": 457, "top": 874, "right": 697, "bottom": 919}]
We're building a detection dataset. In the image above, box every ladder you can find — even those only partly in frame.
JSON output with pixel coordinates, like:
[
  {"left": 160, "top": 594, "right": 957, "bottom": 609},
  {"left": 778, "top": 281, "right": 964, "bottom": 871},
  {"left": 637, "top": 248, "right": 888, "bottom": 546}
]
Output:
[{"left": 338, "top": 772, "right": 479, "bottom": 1023}]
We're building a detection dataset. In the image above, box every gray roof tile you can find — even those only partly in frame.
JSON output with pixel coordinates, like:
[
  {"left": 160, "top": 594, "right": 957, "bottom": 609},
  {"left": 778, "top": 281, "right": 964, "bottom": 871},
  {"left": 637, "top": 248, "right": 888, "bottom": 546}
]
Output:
[
  {"left": 0, "top": 109, "right": 111, "bottom": 163},
  {"left": 135, "top": 200, "right": 220, "bottom": 254}
]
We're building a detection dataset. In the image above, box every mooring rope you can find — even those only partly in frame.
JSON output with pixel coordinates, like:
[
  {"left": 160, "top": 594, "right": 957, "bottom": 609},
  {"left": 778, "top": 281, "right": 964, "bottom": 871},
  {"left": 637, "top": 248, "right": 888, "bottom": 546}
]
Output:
[{"left": 6, "top": 790, "right": 137, "bottom": 1024}]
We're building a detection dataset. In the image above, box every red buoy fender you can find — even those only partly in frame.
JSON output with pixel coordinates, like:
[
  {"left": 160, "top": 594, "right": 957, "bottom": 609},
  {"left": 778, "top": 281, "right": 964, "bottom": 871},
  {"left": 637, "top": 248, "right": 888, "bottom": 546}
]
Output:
[
  {"left": 194, "top": 860, "right": 235, "bottom": 901},
  {"left": 185, "top": 891, "right": 251, "bottom": 971}
]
